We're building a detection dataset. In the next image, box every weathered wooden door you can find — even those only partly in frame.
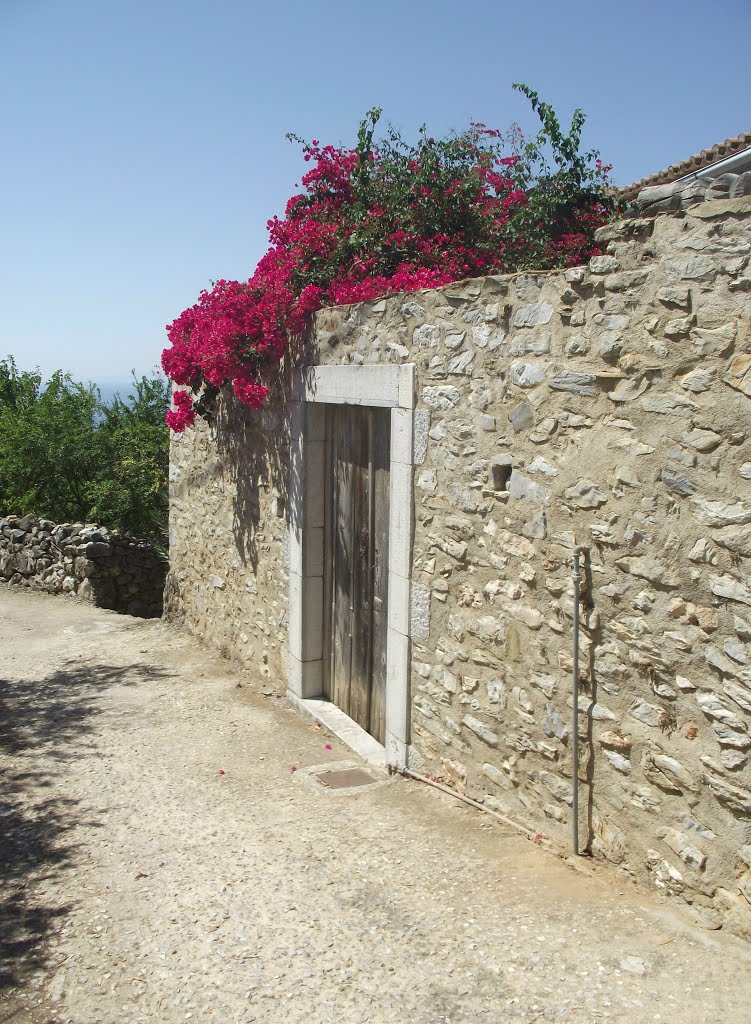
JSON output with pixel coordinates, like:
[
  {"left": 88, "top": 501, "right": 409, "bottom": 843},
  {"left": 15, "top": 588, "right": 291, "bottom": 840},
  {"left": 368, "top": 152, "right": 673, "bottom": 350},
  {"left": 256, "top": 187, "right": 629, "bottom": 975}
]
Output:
[{"left": 323, "top": 405, "right": 390, "bottom": 744}]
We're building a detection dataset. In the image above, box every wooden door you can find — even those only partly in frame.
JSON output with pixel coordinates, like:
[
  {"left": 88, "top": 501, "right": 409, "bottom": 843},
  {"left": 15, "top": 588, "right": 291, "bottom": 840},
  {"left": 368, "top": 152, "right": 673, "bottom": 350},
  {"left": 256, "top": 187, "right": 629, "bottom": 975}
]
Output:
[{"left": 323, "top": 405, "right": 390, "bottom": 744}]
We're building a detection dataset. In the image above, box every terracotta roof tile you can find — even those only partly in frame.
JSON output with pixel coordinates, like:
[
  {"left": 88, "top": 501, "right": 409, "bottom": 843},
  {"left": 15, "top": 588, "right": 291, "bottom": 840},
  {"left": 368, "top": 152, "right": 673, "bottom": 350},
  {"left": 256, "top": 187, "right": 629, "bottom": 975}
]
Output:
[{"left": 620, "top": 131, "right": 751, "bottom": 199}]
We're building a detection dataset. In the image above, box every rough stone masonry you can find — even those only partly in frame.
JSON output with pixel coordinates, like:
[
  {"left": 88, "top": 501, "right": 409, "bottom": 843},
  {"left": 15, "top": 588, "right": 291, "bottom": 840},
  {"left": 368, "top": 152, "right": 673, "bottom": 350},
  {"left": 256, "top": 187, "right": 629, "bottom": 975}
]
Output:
[
  {"left": 167, "top": 191, "right": 751, "bottom": 937},
  {"left": 0, "top": 514, "right": 166, "bottom": 617}
]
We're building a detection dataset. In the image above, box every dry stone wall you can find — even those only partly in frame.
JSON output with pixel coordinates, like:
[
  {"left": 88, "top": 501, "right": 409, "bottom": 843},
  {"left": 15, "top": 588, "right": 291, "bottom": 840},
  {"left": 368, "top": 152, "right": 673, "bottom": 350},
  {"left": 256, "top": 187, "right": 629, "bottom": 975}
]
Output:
[
  {"left": 169, "top": 199, "right": 751, "bottom": 935},
  {"left": 0, "top": 514, "right": 166, "bottom": 616}
]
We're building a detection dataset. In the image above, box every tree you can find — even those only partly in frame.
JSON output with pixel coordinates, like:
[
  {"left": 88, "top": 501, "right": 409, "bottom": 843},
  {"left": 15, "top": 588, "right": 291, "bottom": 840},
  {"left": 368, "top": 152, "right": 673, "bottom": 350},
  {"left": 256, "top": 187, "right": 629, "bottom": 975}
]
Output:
[
  {"left": 0, "top": 358, "right": 170, "bottom": 538},
  {"left": 88, "top": 374, "right": 171, "bottom": 537}
]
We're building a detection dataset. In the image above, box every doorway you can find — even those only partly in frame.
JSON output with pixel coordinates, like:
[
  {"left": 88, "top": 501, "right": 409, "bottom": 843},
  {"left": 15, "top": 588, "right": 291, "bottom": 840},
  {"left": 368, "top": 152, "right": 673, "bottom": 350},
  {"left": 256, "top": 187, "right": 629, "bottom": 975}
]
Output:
[
  {"left": 323, "top": 405, "right": 390, "bottom": 744},
  {"left": 287, "top": 363, "right": 415, "bottom": 768}
]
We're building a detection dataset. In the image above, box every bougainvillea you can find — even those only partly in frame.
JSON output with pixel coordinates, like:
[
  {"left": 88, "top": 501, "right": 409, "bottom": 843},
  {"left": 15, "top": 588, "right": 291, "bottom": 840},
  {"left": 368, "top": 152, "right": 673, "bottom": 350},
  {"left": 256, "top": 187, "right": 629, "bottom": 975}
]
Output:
[{"left": 162, "top": 85, "right": 620, "bottom": 430}]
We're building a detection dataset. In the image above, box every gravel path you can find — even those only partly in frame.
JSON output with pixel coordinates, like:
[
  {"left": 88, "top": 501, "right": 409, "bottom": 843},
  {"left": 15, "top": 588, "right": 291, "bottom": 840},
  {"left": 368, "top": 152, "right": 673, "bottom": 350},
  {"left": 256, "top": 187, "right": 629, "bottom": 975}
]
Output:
[{"left": 1, "top": 589, "right": 750, "bottom": 1024}]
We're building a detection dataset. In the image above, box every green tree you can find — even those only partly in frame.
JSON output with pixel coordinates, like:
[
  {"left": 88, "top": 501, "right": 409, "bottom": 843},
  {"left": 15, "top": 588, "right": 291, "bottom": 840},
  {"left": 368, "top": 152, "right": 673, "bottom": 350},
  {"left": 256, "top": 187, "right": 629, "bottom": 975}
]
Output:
[
  {"left": 89, "top": 374, "right": 171, "bottom": 537},
  {"left": 0, "top": 358, "right": 170, "bottom": 538}
]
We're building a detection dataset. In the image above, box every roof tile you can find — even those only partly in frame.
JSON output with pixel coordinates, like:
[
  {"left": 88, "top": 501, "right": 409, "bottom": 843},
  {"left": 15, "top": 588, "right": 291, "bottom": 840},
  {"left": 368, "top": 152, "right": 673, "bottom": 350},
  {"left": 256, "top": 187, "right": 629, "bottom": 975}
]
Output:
[{"left": 621, "top": 131, "right": 751, "bottom": 199}]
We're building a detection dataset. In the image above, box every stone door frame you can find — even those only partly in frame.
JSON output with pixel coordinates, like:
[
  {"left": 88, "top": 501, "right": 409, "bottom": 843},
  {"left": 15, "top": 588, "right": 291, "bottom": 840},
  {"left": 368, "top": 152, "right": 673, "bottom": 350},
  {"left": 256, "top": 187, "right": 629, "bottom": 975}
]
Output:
[{"left": 287, "top": 364, "right": 415, "bottom": 768}]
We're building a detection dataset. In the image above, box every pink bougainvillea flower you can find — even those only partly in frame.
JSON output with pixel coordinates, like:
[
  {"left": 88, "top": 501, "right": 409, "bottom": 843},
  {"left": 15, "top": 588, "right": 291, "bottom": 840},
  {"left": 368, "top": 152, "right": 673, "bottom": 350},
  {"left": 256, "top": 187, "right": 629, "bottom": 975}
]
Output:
[
  {"left": 165, "top": 389, "right": 196, "bottom": 433},
  {"left": 161, "top": 96, "right": 617, "bottom": 432},
  {"left": 325, "top": 744, "right": 333, "bottom": 751}
]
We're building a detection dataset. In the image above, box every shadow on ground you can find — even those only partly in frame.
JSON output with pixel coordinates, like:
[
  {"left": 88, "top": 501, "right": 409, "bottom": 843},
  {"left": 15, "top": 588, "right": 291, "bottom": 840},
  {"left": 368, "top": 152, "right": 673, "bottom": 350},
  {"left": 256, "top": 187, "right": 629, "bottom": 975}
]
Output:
[{"left": 0, "top": 659, "right": 172, "bottom": 994}]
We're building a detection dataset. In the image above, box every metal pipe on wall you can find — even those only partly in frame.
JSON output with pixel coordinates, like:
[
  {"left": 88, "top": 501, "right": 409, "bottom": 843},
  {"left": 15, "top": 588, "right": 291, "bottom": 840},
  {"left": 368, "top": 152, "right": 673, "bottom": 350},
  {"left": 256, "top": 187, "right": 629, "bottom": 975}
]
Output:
[{"left": 571, "top": 545, "right": 589, "bottom": 856}]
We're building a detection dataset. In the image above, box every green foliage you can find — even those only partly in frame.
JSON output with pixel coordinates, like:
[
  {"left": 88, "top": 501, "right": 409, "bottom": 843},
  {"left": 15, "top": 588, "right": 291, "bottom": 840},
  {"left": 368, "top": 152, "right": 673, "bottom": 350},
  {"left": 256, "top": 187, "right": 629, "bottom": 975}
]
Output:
[{"left": 0, "top": 357, "right": 170, "bottom": 538}]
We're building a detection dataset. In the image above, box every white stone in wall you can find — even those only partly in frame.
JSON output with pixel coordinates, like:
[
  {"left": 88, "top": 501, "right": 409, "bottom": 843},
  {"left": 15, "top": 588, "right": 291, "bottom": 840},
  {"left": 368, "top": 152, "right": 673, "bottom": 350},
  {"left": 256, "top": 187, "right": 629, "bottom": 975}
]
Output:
[
  {"left": 416, "top": 469, "right": 437, "bottom": 491},
  {"left": 509, "top": 330, "right": 552, "bottom": 355},
  {"left": 608, "top": 377, "right": 649, "bottom": 403},
  {"left": 644, "top": 753, "right": 697, "bottom": 793},
  {"left": 681, "top": 367, "right": 717, "bottom": 393},
  {"left": 513, "top": 302, "right": 553, "bottom": 328},
  {"left": 705, "top": 774, "right": 751, "bottom": 815},
  {"left": 529, "top": 417, "right": 556, "bottom": 443},
  {"left": 641, "top": 392, "right": 699, "bottom": 414},
  {"left": 725, "top": 353, "right": 751, "bottom": 397},
  {"left": 509, "top": 471, "right": 549, "bottom": 505},
  {"left": 724, "top": 638, "right": 748, "bottom": 664},
  {"left": 447, "top": 351, "right": 474, "bottom": 375},
  {"left": 628, "top": 700, "right": 664, "bottom": 727},
  {"left": 693, "top": 499, "right": 751, "bottom": 529},
  {"left": 509, "top": 360, "right": 545, "bottom": 388},
  {"left": 682, "top": 428, "right": 722, "bottom": 452},
  {"left": 548, "top": 371, "right": 597, "bottom": 396},
  {"left": 712, "top": 724, "right": 751, "bottom": 750},
  {"left": 709, "top": 576, "right": 751, "bottom": 609},
  {"left": 410, "top": 583, "right": 430, "bottom": 641},
  {"left": 564, "top": 479, "right": 608, "bottom": 509},
  {"left": 589, "top": 255, "right": 620, "bottom": 274},
  {"left": 665, "top": 254, "right": 717, "bottom": 280},
  {"left": 664, "top": 316, "right": 694, "bottom": 338},
  {"left": 462, "top": 715, "right": 499, "bottom": 746},
  {"left": 536, "top": 770, "right": 573, "bottom": 804},
  {"left": 511, "top": 605, "right": 544, "bottom": 629},
  {"left": 691, "top": 322, "right": 736, "bottom": 357},
  {"left": 468, "top": 387, "right": 493, "bottom": 410},
  {"left": 725, "top": 681, "right": 751, "bottom": 714},
  {"left": 421, "top": 385, "right": 460, "bottom": 409},
  {"left": 656, "top": 285, "right": 691, "bottom": 308},
  {"left": 704, "top": 646, "right": 739, "bottom": 677},
  {"left": 569, "top": 697, "right": 617, "bottom": 721},
  {"left": 413, "top": 324, "right": 440, "bottom": 348},
  {"left": 494, "top": 529, "right": 536, "bottom": 559},
  {"left": 603, "top": 749, "right": 631, "bottom": 773},
  {"left": 659, "top": 828, "right": 707, "bottom": 871},
  {"left": 524, "top": 456, "right": 557, "bottom": 477}
]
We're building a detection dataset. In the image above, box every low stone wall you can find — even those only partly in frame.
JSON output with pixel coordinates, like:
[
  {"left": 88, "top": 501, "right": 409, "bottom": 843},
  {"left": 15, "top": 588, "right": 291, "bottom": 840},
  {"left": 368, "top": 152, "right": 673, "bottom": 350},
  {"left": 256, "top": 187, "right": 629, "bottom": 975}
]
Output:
[
  {"left": 0, "top": 514, "right": 167, "bottom": 617},
  {"left": 168, "top": 198, "right": 751, "bottom": 936}
]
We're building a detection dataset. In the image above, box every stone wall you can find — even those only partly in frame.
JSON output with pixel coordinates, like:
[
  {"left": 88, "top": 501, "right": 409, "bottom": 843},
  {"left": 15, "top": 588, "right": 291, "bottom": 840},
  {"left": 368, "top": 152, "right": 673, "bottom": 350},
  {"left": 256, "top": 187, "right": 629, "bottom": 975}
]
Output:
[
  {"left": 165, "top": 392, "right": 289, "bottom": 676},
  {"left": 168, "top": 198, "right": 751, "bottom": 935},
  {"left": 0, "top": 514, "right": 167, "bottom": 617},
  {"left": 634, "top": 173, "right": 751, "bottom": 218}
]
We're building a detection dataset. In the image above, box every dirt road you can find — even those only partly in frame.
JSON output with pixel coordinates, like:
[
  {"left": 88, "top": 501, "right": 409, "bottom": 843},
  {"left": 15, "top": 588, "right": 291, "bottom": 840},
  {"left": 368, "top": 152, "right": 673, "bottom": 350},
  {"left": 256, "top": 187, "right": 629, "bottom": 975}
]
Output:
[{"left": 1, "top": 588, "right": 750, "bottom": 1024}]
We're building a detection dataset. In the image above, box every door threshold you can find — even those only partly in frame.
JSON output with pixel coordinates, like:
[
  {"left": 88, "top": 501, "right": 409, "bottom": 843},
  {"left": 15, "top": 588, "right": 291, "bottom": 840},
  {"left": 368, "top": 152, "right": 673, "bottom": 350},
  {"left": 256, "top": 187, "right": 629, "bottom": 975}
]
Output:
[{"left": 287, "top": 692, "right": 386, "bottom": 767}]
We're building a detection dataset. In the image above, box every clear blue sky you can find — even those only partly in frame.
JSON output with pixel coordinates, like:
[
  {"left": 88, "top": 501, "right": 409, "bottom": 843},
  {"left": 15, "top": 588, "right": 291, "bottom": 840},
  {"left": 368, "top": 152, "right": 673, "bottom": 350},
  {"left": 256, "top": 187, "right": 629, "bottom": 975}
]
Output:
[{"left": 1, "top": 0, "right": 749, "bottom": 382}]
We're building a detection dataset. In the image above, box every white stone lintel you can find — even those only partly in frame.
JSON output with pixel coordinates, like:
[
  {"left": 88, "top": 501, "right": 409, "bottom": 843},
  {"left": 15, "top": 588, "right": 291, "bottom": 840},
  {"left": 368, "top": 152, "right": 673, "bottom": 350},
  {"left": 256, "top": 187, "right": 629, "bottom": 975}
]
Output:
[{"left": 292, "top": 364, "right": 416, "bottom": 409}]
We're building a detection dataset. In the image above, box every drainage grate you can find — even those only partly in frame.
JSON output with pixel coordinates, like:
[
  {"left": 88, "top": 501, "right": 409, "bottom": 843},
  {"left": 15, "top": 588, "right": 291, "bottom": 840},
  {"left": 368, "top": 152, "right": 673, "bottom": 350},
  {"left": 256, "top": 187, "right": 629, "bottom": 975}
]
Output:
[{"left": 314, "top": 767, "right": 377, "bottom": 790}]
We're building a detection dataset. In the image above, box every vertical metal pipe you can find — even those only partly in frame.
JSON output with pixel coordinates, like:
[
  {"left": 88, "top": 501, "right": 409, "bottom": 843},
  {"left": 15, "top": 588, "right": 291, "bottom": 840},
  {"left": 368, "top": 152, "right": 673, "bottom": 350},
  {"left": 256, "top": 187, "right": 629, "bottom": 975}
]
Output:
[{"left": 571, "top": 549, "right": 581, "bottom": 856}]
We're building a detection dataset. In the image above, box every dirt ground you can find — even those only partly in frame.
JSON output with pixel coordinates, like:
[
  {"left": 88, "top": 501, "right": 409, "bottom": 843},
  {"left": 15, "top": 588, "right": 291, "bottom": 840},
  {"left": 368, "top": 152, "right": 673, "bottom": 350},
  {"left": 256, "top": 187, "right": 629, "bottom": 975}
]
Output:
[{"left": 1, "top": 589, "right": 751, "bottom": 1024}]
